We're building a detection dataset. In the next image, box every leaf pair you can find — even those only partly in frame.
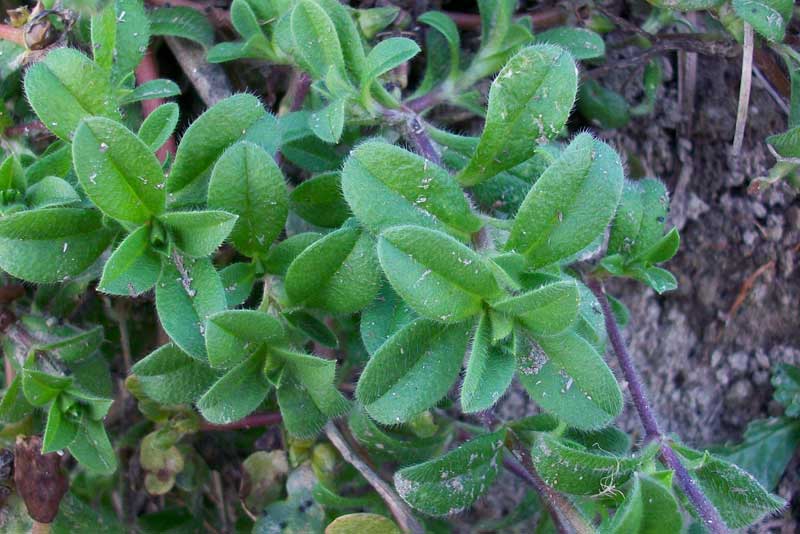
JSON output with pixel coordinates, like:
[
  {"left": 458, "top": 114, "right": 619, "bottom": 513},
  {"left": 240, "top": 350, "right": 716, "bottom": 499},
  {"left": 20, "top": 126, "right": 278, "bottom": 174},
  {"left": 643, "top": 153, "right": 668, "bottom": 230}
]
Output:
[{"left": 601, "top": 178, "right": 680, "bottom": 293}]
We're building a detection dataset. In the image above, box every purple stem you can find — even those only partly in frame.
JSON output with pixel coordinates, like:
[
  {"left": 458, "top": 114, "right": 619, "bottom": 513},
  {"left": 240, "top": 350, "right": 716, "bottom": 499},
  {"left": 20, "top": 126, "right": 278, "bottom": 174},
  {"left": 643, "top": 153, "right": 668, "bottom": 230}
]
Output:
[
  {"left": 587, "top": 278, "right": 728, "bottom": 534},
  {"left": 405, "top": 88, "right": 443, "bottom": 114},
  {"left": 383, "top": 108, "right": 442, "bottom": 164},
  {"left": 586, "top": 278, "right": 661, "bottom": 440}
]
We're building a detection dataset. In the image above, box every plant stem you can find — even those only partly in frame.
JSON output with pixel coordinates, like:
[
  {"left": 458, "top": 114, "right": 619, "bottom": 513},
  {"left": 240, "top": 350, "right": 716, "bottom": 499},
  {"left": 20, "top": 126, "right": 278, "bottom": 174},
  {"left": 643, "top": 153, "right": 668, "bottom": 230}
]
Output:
[
  {"left": 0, "top": 24, "right": 25, "bottom": 46},
  {"left": 732, "top": 23, "right": 754, "bottom": 154},
  {"left": 383, "top": 108, "right": 441, "bottom": 164},
  {"left": 586, "top": 278, "right": 728, "bottom": 534},
  {"left": 324, "top": 421, "right": 424, "bottom": 534}
]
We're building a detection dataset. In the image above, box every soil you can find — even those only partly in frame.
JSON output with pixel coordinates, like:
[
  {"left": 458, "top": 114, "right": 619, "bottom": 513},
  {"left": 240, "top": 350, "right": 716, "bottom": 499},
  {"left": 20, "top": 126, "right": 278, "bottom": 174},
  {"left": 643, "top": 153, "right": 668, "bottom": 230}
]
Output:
[{"left": 418, "top": 2, "right": 800, "bottom": 531}]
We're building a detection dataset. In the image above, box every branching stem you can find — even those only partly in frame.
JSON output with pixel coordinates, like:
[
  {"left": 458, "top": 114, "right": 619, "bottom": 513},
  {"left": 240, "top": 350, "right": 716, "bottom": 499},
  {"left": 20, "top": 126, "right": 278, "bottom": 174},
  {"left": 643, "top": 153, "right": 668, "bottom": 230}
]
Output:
[
  {"left": 324, "top": 422, "right": 424, "bottom": 534},
  {"left": 586, "top": 278, "right": 728, "bottom": 534}
]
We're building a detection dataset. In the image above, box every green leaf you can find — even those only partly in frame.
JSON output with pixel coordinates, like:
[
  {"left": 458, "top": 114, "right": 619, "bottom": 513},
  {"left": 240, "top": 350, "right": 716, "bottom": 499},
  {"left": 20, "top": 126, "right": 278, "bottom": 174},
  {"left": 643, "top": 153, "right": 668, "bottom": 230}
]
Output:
[
  {"left": 310, "top": 0, "right": 368, "bottom": 81},
  {"left": 377, "top": 226, "right": 501, "bottom": 323},
  {"left": 773, "top": 363, "right": 800, "bottom": 416},
  {"left": 263, "top": 232, "right": 322, "bottom": 276},
  {"left": 99, "top": 226, "right": 160, "bottom": 296},
  {"left": 0, "top": 376, "right": 34, "bottom": 423},
  {"left": 73, "top": 117, "right": 166, "bottom": 224},
  {"left": 91, "top": 2, "right": 117, "bottom": 70},
  {"left": 284, "top": 311, "right": 338, "bottom": 348},
  {"left": 394, "top": 430, "right": 506, "bottom": 516},
  {"left": 289, "top": 172, "right": 350, "bottom": 228},
  {"left": 119, "top": 79, "right": 181, "bottom": 106},
  {"left": 159, "top": 210, "right": 238, "bottom": 257},
  {"left": 26, "top": 176, "right": 80, "bottom": 208},
  {"left": 155, "top": 255, "right": 227, "bottom": 360},
  {"left": 198, "top": 351, "right": 272, "bottom": 424},
  {"left": 518, "top": 330, "right": 623, "bottom": 430},
  {"left": 231, "top": 0, "right": 264, "bottom": 39},
  {"left": 531, "top": 434, "right": 658, "bottom": 495},
  {"left": 205, "top": 310, "right": 284, "bottom": 369},
  {"left": 638, "top": 473, "right": 683, "bottom": 534},
  {"left": 22, "top": 369, "right": 72, "bottom": 406},
  {"left": 644, "top": 227, "right": 680, "bottom": 264},
  {"left": 220, "top": 262, "right": 257, "bottom": 307},
  {"left": 360, "top": 283, "right": 417, "bottom": 356},
  {"left": 148, "top": 6, "right": 215, "bottom": 48},
  {"left": 68, "top": 418, "right": 117, "bottom": 474},
  {"left": 38, "top": 326, "right": 105, "bottom": 364},
  {"left": 341, "top": 140, "right": 482, "bottom": 241},
  {"left": 630, "top": 265, "right": 677, "bottom": 294},
  {"left": 23, "top": 47, "right": 119, "bottom": 142},
  {"left": 131, "top": 343, "right": 220, "bottom": 405},
  {"left": 535, "top": 27, "right": 605, "bottom": 60},
  {"left": 354, "top": 6, "right": 400, "bottom": 40},
  {"left": 608, "top": 178, "right": 671, "bottom": 261},
  {"left": 138, "top": 102, "right": 180, "bottom": 151},
  {"left": 326, "top": 514, "right": 401, "bottom": 534},
  {"left": 309, "top": 99, "right": 346, "bottom": 144},
  {"left": 273, "top": 351, "right": 348, "bottom": 438},
  {"left": 456, "top": 45, "right": 578, "bottom": 186},
  {"left": 363, "top": 37, "right": 420, "bottom": 84},
  {"left": 461, "top": 314, "right": 515, "bottom": 413},
  {"left": 112, "top": 0, "right": 151, "bottom": 82},
  {"left": 672, "top": 445, "right": 785, "bottom": 528},
  {"left": 0, "top": 208, "right": 115, "bottom": 284},
  {"left": 0, "top": 155, "right": 25, "bottom": 192},
  {"left": 603, "top": 475, "right": 642, "bottom": 533},
  {"left": 507, "top": 134, "right": 624, "bottom": 268},
  {"left": 348, "top": 406, "right": 445, "bottom": 464},
  {"left": 25, "top": 145, "right": 72, "bottom": 186},
  {"left": 42, "top": 405, "right": 79, "bottom": 453},
  {"left": 285, "top": 226, "right": 381, "bottom": 314},
  {"left": 418, "top": 12, "right": 460, "bottom": 76},
  {"left": 167, "top": 94, "right": 269, "bottom": 193},
  {"left": 717, "top": 417, "right": 800, "bottom": 490},
  {"left": 732, "top": 0, "right": 793, "bottom": 42},
  {"left": 290, "top": 0, "right": 346, "bottom": 79},
  {"left": 208, "top": 141, "right": 288, "bottom": 257},
  {"left": 766, "top": 126, "right": 800, "bottom": 159},
  {"left": 356, "top": 319, "right": 469, "bottom": 425},
  {"left": 577, "top": 79, "right": 630, "bottom": 129},
  {"left": 491, "top": 279, "right": 579, "bottom": 336}
]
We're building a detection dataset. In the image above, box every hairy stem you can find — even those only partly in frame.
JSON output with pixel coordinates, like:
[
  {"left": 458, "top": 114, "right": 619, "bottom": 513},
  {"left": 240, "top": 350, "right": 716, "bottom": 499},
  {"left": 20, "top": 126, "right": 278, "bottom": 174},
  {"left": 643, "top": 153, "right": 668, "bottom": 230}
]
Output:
[
  {"left": 506, "top": 432, "right": 594, "bottom": 534},
  {"left": 324, "top": 421, "right": 424, "bottom": 534},
  {"left": 586, "top": 278, "right": 728, "bottom": 534}
]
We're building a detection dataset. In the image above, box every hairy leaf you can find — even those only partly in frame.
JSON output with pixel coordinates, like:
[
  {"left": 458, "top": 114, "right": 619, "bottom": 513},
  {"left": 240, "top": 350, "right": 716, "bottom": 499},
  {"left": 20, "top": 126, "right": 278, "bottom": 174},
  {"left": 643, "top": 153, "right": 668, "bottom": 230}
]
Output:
[
  {"left": 357, "top": 319, "right": 469, "bottom": 424},
  {"left": 394, "top": 430, "right": 506, "bottom": 516},
  {"left": 457, "top": 45, "right": 578, "bottom": 186}
]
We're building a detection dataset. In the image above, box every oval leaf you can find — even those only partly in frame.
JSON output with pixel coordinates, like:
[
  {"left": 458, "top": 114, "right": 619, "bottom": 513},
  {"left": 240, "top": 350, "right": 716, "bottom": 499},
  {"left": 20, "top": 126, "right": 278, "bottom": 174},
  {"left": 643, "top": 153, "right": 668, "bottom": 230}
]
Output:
[
  {"left": 341, "top": 140, "right": 482, "bottom": 241},
  {"left": 507, "top": 134, "right": 624, "bottom": 268},
  {"left": 285, "top": 226, "right": 381, "bottom": 314},
  {"left": 356, "top": 318, "right": 469, "bottom": 425},
  {"left": 377, "top": 225, "right": 502, "bottom": 323},
  {"left": 457, "top": 45, "right": 578, "bottom": 186},
  {"left": 73, "top": 117, "right": 166, "bottom": 224},
  {"left": 394, "top": 430, "right": 506, "bottom": 516}
]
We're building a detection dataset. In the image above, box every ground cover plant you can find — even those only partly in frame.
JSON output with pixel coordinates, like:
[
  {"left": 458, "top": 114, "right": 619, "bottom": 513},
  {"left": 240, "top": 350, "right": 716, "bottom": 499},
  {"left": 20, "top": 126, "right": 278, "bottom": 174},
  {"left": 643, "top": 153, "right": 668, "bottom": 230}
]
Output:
[{"left": 0, "top": 0, "right": 797, "bottom": 532}]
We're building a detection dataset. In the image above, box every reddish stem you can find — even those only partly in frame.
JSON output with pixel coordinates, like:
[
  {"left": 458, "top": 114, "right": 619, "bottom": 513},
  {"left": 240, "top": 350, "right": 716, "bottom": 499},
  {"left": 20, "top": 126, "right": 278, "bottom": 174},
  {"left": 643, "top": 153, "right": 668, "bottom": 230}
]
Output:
[
  {"left": 0, "top": 24, "right": 25, "bottom": 47},
  {"left": 199, "top": 412, "right": 282, "bottom": 432},
  {"left": 135, "top": 48, "right": 177, "bottom": 160},
  {"left": 587, "top": 278, "right": 728, "bottom": 534}
]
